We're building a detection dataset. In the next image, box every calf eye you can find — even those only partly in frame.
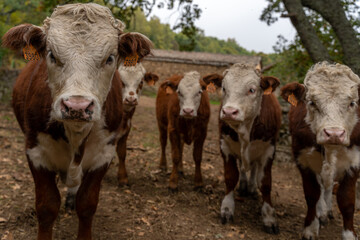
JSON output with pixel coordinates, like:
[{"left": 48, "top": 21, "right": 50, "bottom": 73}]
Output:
[
  {"left": 308, "top": 101, "right": 316, "bottom": 106},
  {"left": 222, "top": 87, "right": 226, "bottom": 93},
  {"left": 249, "top": 88, "right": 255, "bottom": 93},
  {"left": 106, "top": 55, "right": 115, "bottom": 65},
  {"left": 350, "top": 101, "right": 356, "bottom": 107},
  {"left": 48, "top": 51, "right": 56, "bottom": 64},
  {"left": 198, "top": 90, "right": 202, "bottom": 94}
]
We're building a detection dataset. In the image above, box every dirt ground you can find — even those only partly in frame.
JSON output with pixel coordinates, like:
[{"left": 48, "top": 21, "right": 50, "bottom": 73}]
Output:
[{"left": 0, "top": 96, "right": 359, "bottom": 240}]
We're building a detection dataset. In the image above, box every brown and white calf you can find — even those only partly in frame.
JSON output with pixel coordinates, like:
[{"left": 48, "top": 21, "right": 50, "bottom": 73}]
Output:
[
  {"left": 156, "top": 71, "right": 213, "bottom": 191},
  {"left": 116, "top": 63, "right": 159, "bottom": 186},
  {"left": 2, "top": 3, "right": 151, "bottom": 239},
  {"left": 281, "top": 62, "right": 360, "bottom": 240},
  {"left": 210, "top": 63, "right": 281, "bottom": 234}
]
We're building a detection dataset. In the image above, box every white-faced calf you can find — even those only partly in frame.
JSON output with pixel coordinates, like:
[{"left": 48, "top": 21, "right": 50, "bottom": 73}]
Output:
[
  {"left": 117, "top": 63, "right": 159, "bottom": 186},
  {"left": 209, "top": 63, "right": 281, "bottom": 234},
  {"left": 281, "top": 62, "right": 360, "bottom": 240},
  {"left": 156, "top": 71, "right": 213, "bottom": 191},
  {"left": 2, "top": 3, "right": 152, "bottom": 239}
]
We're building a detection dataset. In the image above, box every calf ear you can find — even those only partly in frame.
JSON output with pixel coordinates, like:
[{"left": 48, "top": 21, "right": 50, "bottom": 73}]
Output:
[
  {"left": 164, "top": 80, "right": 179, "bottom": 95},
  {"left": 143, "top": 72, "right": 159, "bottom": 86},
  {"left": 260, "top": 76, "right": 280, "bottom": 95},
  {"left": 2, "top": 24, "right": 46, "bottom": 57},
  {"left": 280, "top": 82, "right": 305, "bottom": 107},
  {"left": 118, "top": 32, "right": 152, "bottom": 62},
  {"left": 202, "top": 73, "right": 223, "bottom": 88}
]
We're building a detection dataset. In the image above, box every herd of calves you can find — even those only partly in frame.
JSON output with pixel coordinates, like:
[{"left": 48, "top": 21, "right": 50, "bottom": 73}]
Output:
[{"left": 2, "top": 3, "right": 360, "bottom": 240}]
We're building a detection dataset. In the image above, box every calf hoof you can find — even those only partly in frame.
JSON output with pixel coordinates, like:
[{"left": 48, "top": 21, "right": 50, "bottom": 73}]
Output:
[
  {"left": 301, "top": 237, "right": 314, "bottom": 240},
  {"left": 263, "top": 224, "right": 279, "bottom": 235},
  {"left": 118, "top": 178, "right": 129, "bottom": 187},
  {"left": 193, "top": 185, "right": 203, "bottom": 192},
  {"left": 221, "top": 208, "right": 234, "bottom": 224},
  {"left": 159, "top": 164, "right": 167, "bottom": 172},
  {"left": 168, "top": 186, "right": 178, "bottom": 193},
  {"left": 319, "top": 216, "right": 328, "bottom": 226},
  {"left": 65, "top": 193, "right": 76, "bottom": 211},
  {"left": 328, "top": 211, "right": 334, "bottom": 220}
]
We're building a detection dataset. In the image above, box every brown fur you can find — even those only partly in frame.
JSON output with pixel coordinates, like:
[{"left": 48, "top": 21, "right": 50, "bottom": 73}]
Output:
[
  {"left": 2, "top": 24, "right": 47, "bottom": 57},
  {"left": 156, "top": 75, "right": 211, "bottom": 190},
  {"left": 116, "top": 72, "right": 159, "bottom": 186},
  {"left": 118, "top": 33, "right": 153, "bottom": 61},
  {"left": 281, "top": 82, "right": 360, "bottom": 237}
]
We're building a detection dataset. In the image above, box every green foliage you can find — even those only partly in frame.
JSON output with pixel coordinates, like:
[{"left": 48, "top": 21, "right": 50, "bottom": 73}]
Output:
[{"left": 261, "top": 0, "right": 360, "bottom": 83}]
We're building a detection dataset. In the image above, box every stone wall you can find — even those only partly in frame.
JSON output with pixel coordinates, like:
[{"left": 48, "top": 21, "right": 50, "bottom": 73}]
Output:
[{"left": 142, "top": 60, "right": 229, "bottom": 82}]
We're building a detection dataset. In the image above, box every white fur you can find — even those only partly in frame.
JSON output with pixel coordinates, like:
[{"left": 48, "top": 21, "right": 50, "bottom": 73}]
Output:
[
  {"left": 177, "top": 71, "right": 202, "bottom": 117},
  {"left": 261, "top": 202, "right": 277, "bottom": 227},
  {"left": 302, "top": 218, "right": 319, "bottom": 239},
  {"left": 342, "top": 230, "right": 357, "bottom": 240},
  {"left": 304, "top": 62, "right": 360, "bottom": 146},
  {"left": 42, "top": 4, "right": 124, "bottom": 122},
  {"left": 26, "top": 116, "right": 116, "bottom": 188},
  {"left": 119, "top": 63, "right": 146, "bottom": 107},
  {"left": 221, "top": 191, "right": 235, "bottom": 218}
]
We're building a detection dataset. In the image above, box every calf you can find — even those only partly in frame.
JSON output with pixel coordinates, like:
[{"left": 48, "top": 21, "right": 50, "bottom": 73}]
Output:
[
  {"left": 156, "top": 71, "right": 213, "bottom": 191},
  {"left": 2, "top": 3, "right": 151, "bottom": 239},
  {"left": 281, "top": 62, "right": 360, "bottom": 240},
  {"left": 210, "top": 63, "right": 281, "bottom": 234},
  {"left": 117, "top": 63, "right": 159, "bottom": 186}
]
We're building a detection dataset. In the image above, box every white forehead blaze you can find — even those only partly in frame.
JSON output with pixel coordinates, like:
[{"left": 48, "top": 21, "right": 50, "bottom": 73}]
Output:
[
  {"left": 43, "top": 3, "right": 125, "bottom": 121},
  {"left": 303, "top": 62, "right": 360, "bottom": 144},
  {"left": 177, "top": 71, "right": 202, "bottom": 116},
  {"left": 221, "top": 64, "right": 263, "bottom": 122},
  {"left": 119, "top": 63, "right": 146, "bottom": 100}
]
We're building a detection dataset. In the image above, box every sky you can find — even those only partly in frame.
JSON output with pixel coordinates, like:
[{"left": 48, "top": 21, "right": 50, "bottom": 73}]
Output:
[{"left": 148, "top": 0, "right": 296, "bottom": 53}]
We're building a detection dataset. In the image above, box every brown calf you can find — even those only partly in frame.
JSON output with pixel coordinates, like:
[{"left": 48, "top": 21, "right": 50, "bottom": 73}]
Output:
[
  {"left": 117, "top": 65, "right": 159, "bottom": 186},
  {"left": 156, "top": 71, "right": 212, "bottom": 191},
  {"left": 281, "top": 62, "right": 360, "bottom": 240},
  {"left": 3, "top": 3, "right": 152, "bottom": 239},
  {"left": 208, "top": 64, "right": 281, "bottom": 234}
]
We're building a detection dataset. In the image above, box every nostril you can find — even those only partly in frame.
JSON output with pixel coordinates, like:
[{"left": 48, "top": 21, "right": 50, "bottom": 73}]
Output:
[
  {"left": 324, "top": 129, "right": 331, "bottom": 137},
  {"left": 232, "top": 109, "right": 238, "bottom": 116},
  {"left": 339, "top": 130, "right": 345, "bottom": 137},
  {"left": 85, "top": 101, "right": 94, "bottom": 113},
  {"left": 61, "top": 100, "right": 70, "bottom": 112},
  {"left": 183, "top": 108, "right": 193, "bottom": 114}
]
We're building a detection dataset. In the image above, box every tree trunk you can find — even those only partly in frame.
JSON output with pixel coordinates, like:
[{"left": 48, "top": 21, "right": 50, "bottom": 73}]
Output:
[
  {"left": 282, "top": 0, "right": 332, "bottom": 63},
  {"left": 301, "top": 0, "right": 360, "bottom": 76}
]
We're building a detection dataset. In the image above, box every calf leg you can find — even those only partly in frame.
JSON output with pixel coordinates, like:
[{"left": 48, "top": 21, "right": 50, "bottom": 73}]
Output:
[
  {"left": 158, "top": 124, "right": 168, "bottom": 171},
  {"left": 76, "top": 164, "right": 109, "bottom": 240},
  {"left": 220, "top": 153, "right": 239, "bottom": 224},
  {"left": 28, "top": 160, "right": 61, "bottom": 240},
  {"left": 169, "top": 131, "right": 181, "bottom": 191},
  {"left": 178, "top": 140, "right": 184, "bottom": 175},
  {"left": 258, "top": 155, "right": 279, "bottom": 234},
  {"left": 299, "top": 167, "right": 321, "bottom": 240},
  {"left": 117, "top": 133, "right": 130, "bottom": 186},
  {"left": 193, "top": 135, "right": 206, "bottom": 189},
  {"left": 336, "top": 168, "right": 359, "bottom": 240},
  {"left": 237, "top": 168, "right": 248, "bottom": 196}
]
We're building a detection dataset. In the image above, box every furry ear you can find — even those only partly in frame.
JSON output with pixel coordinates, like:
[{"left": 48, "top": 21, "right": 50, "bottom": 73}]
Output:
[
  {"left": 280, "top": 82, "right": 305, "bottom": 107},
  {"left": 143, "top": 72, "right": 159, "bottom": 86},
  {"left": 2, "top": 24, "right": 46, "bottom": 57},
  {"left": 164, "top": 80, "right": 180, "bottom": 95},
  {"left": 118, "top": 32, "right": 153, "bottom": 61},
  {"left": 202, "top": 73, "right": 223, "bottom": 88},
  {"left": 260, "top": 76, "right": 280, "bottom": 94}
]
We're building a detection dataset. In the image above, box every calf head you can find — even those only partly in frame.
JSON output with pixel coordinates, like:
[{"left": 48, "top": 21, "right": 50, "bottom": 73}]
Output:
[
  {"left": 166, "top": 71, "right": 213, "bottom": 118},
  {"left": 281, "top": 62, "right": 360, "bottom": 146},
  {"left": 2, "top": 3, "right": 152, "bottom": 122},
  {"left": 218, "top": 63, "right": 279, "bottom": 127},
  {"left": 119, "top": 63, "right": 159, "bottom": 111}
]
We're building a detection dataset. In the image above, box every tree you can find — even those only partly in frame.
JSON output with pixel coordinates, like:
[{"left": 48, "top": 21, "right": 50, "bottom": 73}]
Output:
[{"left": 261, "top": 0, "right": 360, "bottom": 76}]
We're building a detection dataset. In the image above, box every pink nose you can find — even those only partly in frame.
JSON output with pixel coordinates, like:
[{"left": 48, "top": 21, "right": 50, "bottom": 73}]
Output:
[
  {"left": 125, "top": 97, "right": 138, "bottom": 105},
  {"left": 323, "top": 128, "right": 346, "bottom": 144},
  {"left": 222, "top": 107, "right": 239, "bottom": 119},
  {"left": 183, "top": 108, "right": 194, "bottom": 115},
  {"left": 61, "top": 96, "right": 94, "bottom": 121}
]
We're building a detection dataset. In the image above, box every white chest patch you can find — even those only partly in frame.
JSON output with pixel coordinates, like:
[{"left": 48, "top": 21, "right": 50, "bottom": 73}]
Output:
[
  {"left": 26, "top": 118, "right": 117, "bottom": 187},
  {"left": 298, "top": 146, "right": 360, "bottom": 180}
]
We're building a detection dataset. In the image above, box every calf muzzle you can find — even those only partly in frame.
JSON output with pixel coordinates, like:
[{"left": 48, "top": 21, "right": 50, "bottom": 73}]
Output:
[
  {"left": 321, "top": 127, "right": 346, "bottom": 145},
  {"left": 61, "top": 96, "right": 94, "bottom": 121}
]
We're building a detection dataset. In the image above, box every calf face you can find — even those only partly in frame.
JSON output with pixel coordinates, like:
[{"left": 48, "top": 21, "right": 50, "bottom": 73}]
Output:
[
  {"left": 281, "top": 62, "right": 360, "bottom": 146},
  {"left": 119, "top": 63, "right": 159, "bottom": 111},
  {"left": 166, "top": 71, "right": 205, "bottom": 118},
  {"left": 219, "top": 63, "right": 279, "bottom": 125},
  {"left": 3, "top": 3, "right": 152, "bottom": 122}
]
